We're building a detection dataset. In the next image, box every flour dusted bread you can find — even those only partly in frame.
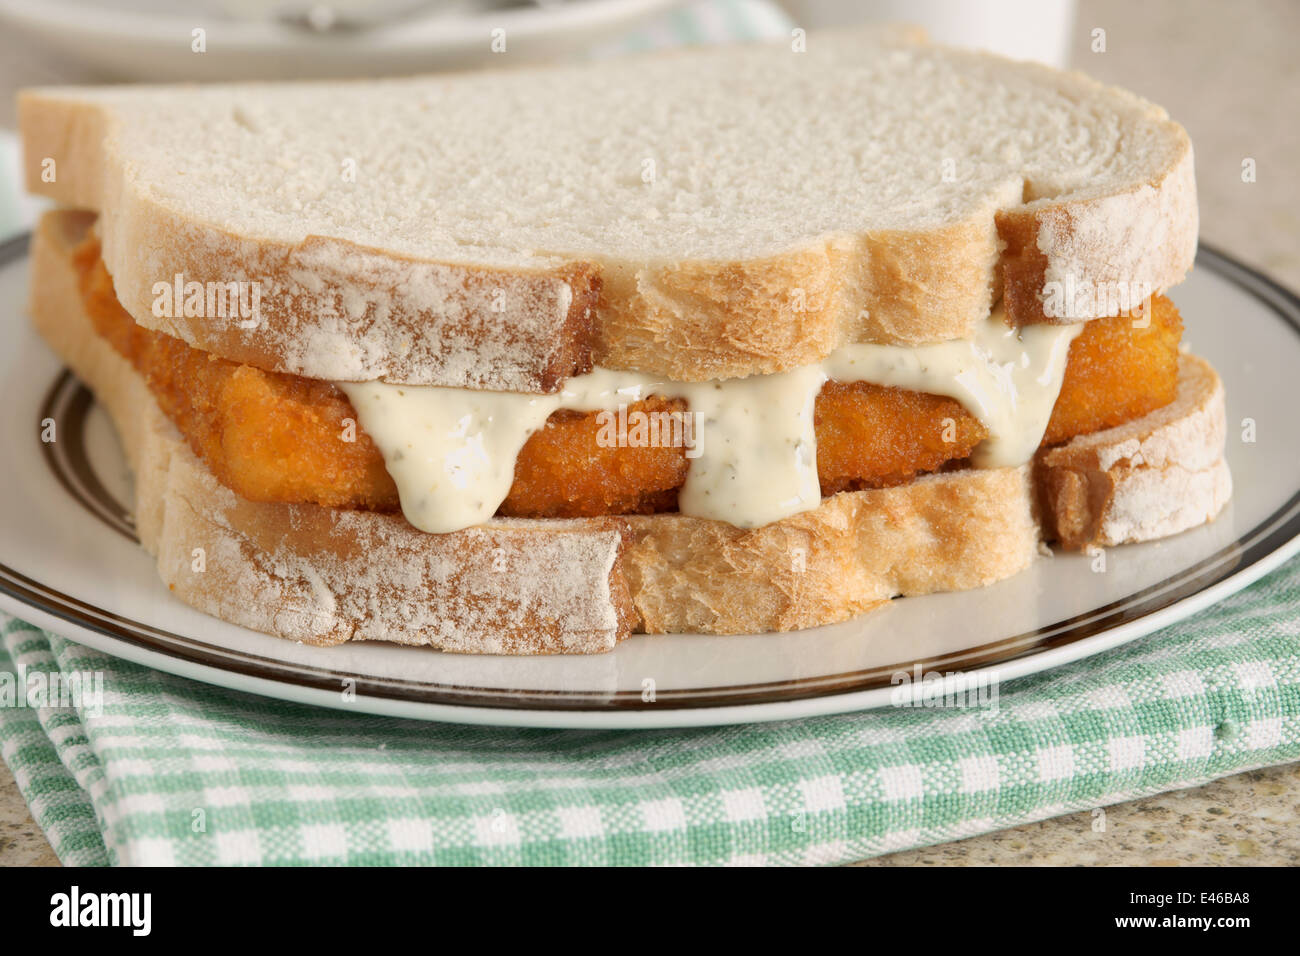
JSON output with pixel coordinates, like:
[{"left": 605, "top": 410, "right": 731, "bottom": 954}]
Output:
[
  {"left": 31, "top": 210, "right": 1053, "bottom": 650},
  {"left": 1037, "top": 354, "right": 1231, "bottom": 549},
  {"left": 20, "top": 28, "right": 1194, "bottom": 390}
]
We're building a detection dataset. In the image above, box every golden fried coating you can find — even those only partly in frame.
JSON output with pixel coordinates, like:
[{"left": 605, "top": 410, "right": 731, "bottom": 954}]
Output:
[
  {"left": 75, "top": 238, "right": 1182, "bottom": 520},
  {"left": 502, "top": 399, "right": 690, "bottom": 517},
  {"left": 1043, "top": 295, "right": 1183, "bottom": 445},
  {"left": 815, "top": 384, "right": 987, "bottom": 495},
  {"left": 76, "top": 242, "right": 399, "bottom": 511}
]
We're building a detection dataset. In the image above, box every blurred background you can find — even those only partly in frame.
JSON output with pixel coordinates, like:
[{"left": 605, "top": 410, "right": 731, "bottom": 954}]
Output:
[
  {"left": 0, "top": 0, "right": 1078, "bottom": 86},
  {"left": 0, "top": 0, "right": 1297, "bottom": 867},
  {"left": 0, "top": 0, "right": 1295, "bottom": 289}
]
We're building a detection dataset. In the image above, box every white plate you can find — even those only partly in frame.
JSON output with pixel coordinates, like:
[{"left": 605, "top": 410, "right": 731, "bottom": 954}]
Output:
[
  {"left": 1, "top": 234, "right": 1298, "bottom": 728},
  {"left": 0, "top": 0, "right": 686, "bottom": 81}
]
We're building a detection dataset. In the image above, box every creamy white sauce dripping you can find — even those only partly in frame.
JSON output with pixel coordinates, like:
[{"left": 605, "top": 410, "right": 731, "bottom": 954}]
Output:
[{"left": 339, "top": 307, "right": 1081, "bottom": 534}]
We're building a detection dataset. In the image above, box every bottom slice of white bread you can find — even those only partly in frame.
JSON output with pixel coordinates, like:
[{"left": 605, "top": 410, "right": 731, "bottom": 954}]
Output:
[{"left": 27, "top": 210, "right": 1224, "bottom": 654}]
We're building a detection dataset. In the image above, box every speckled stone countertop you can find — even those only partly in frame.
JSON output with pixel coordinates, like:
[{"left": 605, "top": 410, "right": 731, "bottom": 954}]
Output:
[
  {"left": 857, "top": 763, "right": 1300, "bottom": 866},
  {"left": 0, "top": 770, "right": 59, "bottom": 866},
  {"left": 1, "top": 0, "right": 1298, "bottom": 866}
]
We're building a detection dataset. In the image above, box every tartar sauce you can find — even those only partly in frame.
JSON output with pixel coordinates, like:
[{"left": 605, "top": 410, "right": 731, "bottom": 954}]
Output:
[{"left": 339, "top": 307, "right": 1080, "bottom": 533}]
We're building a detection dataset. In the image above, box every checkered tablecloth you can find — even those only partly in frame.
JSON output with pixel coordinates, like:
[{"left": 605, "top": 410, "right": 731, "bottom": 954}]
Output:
[
  {"left": 3, "top": 554, "right": 1299, "bottom": 866},
  {"left": 2, "top": 0, "right": 1299, "bottom": 867}
]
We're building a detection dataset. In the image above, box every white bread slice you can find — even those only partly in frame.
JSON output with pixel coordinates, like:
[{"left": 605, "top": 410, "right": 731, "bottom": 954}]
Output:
[
  {"left": 19, "top": 28, "right": 1195, "bottom": 390},
  {"left": 30, "top": 209, "right": 1046, "bottom": 650},
  {"left": 1037, "top": 355, "right": 1231, "bottom": 549}
]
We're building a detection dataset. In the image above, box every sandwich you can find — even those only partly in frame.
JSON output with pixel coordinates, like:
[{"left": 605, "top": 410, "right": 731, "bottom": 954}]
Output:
[{"left": 17, "top": 27, "right": 1230, "bottom": 655}]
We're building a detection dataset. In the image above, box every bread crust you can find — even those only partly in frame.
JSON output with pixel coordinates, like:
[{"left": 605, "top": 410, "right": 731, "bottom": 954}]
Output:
[
  {"left": 624, "top": 466, "right": 1039, "bottom": 633},
  {"left": 19, "top": 31, "right": 1197, "bottom": 389},
  {"left": 1036, "top": 354, "right": 1230, "bottom": 548},
  {"left": 592, "top": 216, "right": 1006, "bottom": 380},
  {"left": 997, "top": 141, "right": 1198, "bottom": 325}
]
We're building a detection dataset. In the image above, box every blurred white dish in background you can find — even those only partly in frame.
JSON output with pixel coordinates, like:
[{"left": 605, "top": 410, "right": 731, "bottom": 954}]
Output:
[
  {"left": 0, "top": 0, "right": 686, "bottom": 81},
  {"left": 779, "top": 0, "right": 1077, "bottom": 68}
]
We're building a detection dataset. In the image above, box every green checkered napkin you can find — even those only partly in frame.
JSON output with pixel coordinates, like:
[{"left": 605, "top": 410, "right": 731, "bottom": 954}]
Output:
[
  {"left": 2, "top": 555, "right": 1299, "bottom": 866},
  {"left": 3, "top": 0, "right": 1300, "bottom": 866}
]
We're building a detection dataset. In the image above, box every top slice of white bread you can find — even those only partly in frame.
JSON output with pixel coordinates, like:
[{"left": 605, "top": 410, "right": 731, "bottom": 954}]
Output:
[{"left": 19, "top": 26, "right": 1197, "bottom": 390}]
